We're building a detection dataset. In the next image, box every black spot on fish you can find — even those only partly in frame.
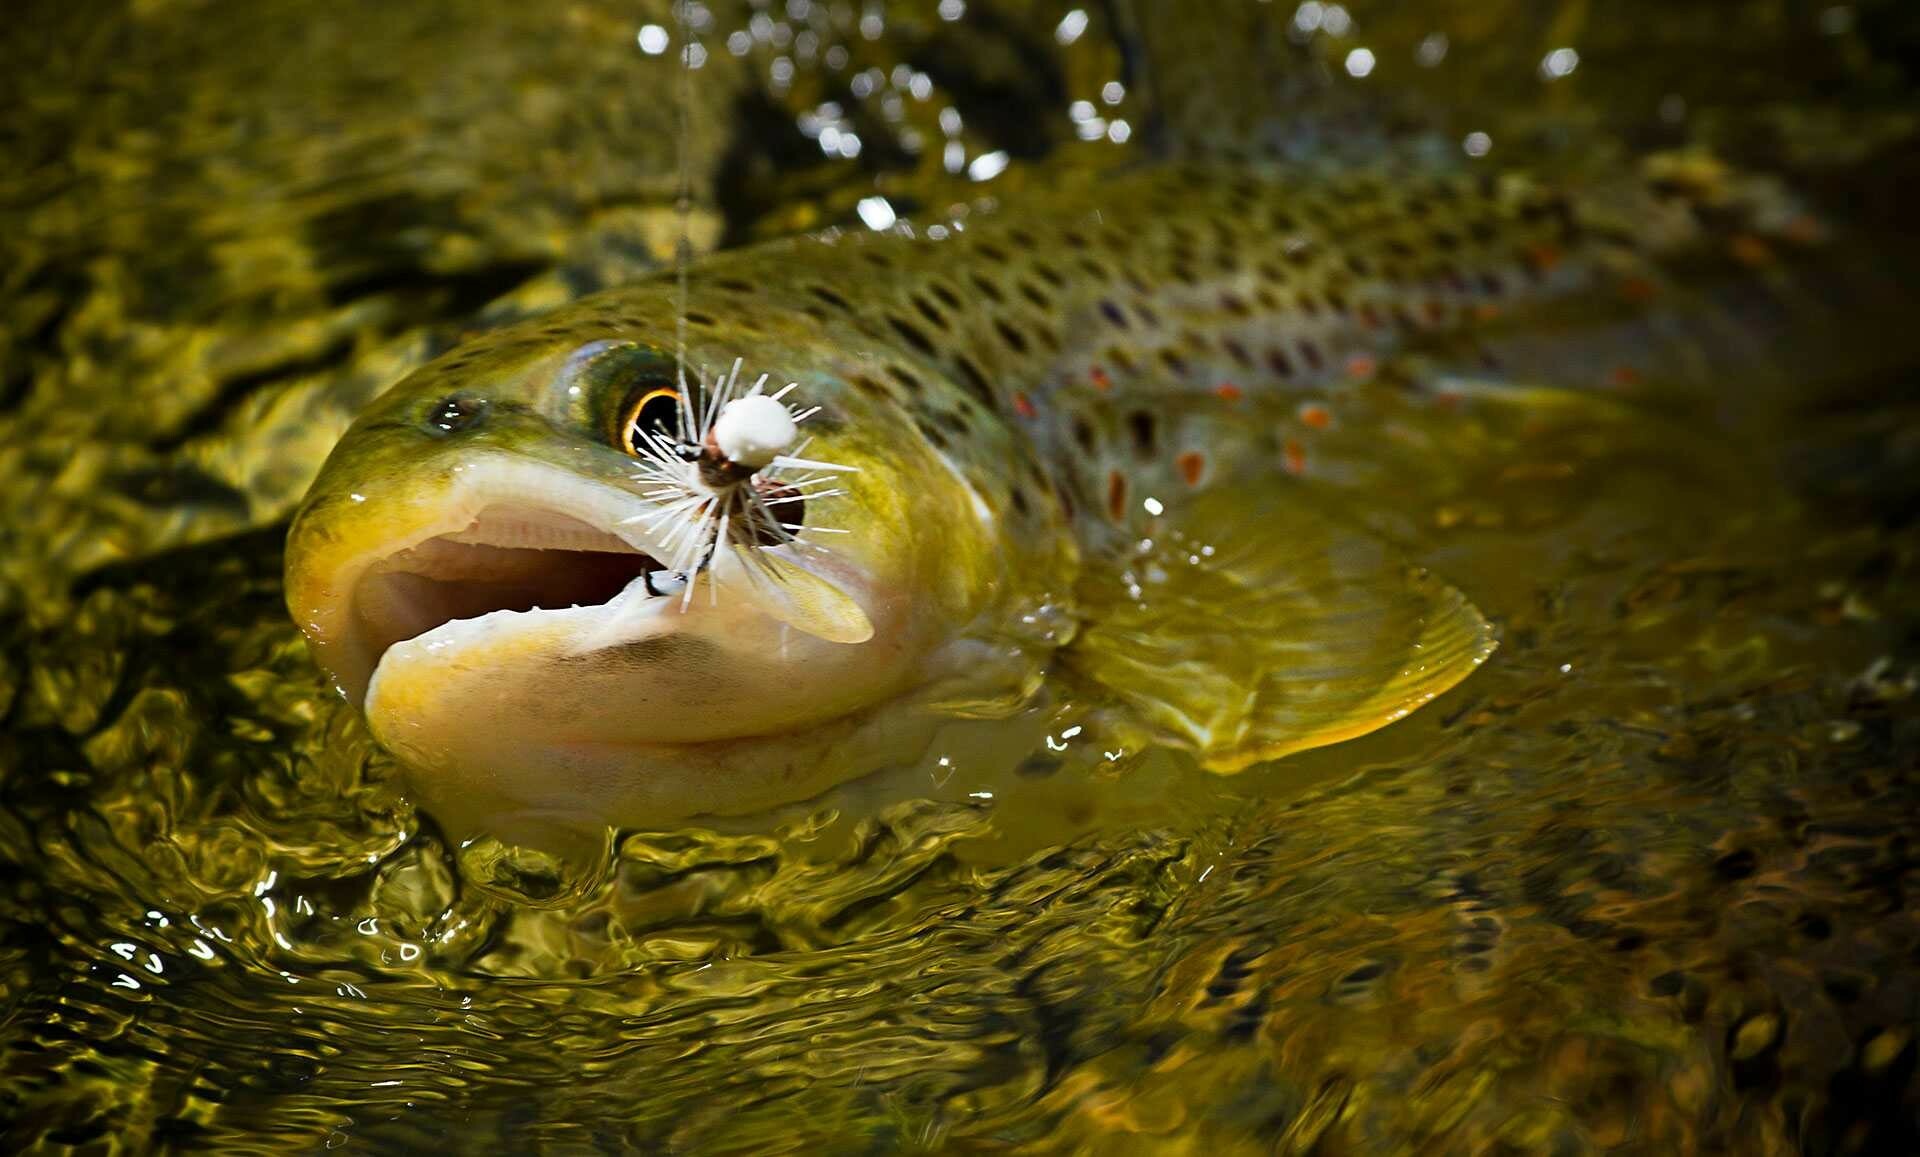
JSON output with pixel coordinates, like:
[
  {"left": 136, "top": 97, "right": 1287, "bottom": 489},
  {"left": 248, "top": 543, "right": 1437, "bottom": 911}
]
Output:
[
  {"left": 684, "top": 310, "right": 716, "bottom": 328},
  {"left": 887, "top": 364, "right": 924, "bottom": 394},
  {"left": 1099, "top": 300, "right": 1128, "bottom": 328},
  {"left": 861, "top": 251, "right": 895, "bottom": 269},
  {"left": 916, "top": 417, "right": 950, "bottom": 450},
  {"left": 993, "top": 317, "right": 1030, "bottom": 355},
  {"left": 953, "top": 355, "right": 996, "bottom": 408},
  {"left": 713, "top": 277, "right": 755, "bottom": 293},
  {"left": 1127, "top": 410, "right": 1157, "bottom": 457},
  {"left": 1007, "top": 228, "right": 1037, "bottom": 249},
  {"left": 887, "top": 315, "right": 937, "bottom": 357},
  {"left": 850, "top": 373, "right": 891, "bottom": 399},
  {"left": 969, "top": 272, "right": 1006, "bottom": 304},
  {"left": 1223, "top": 337, "right": 1253, "bottom": 369},
  {"left": 1018, "top": 279, "right": 1053, "bottom": 309},
  {"left": 929, "top": 281, "right": 963, "bottom": 311},
  {"left": 1298, "top": 340, "right": 1325, "bottom": 372},
  {"left": 975, "top": 241, "right": 1010, "bottom": 263},
  {"left": 1031, "top": 261, "right": 1066, "bottom": 288},
  {"left": 1060, "top": 229, "right": 1089, "bottom": 249},
  {"left": 1479, "top": 272, "right": 1505, "bottom": 296},
  {"left": 1071, "top": 415, "right": 1096, "bottom": 452},
  {"left": 810, "top": 285, "right": 854, "bottom": 312},
  {"left": 1159, "top": 348, "right": 1190, "bottom": 376},
  {"left": 912, "top": 293, "right": 945, "bottom": 328},
  {"left": 1009, "top": 487, "right": 1031, "bottom": 517}
]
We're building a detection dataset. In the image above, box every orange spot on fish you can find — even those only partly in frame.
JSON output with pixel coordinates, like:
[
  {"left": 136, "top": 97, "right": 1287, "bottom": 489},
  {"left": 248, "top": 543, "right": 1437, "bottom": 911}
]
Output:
[
  {"left": 1282, "top": 438, "right": 1306, "bottom": 476},
  {"left": 1298, "top": 403, "right": 1332, "bottom": 429},
  {"left": 1344, "top": 355, "right": 1376, "bottom": 381},
  {"left": 1608, "top": 365, "right": 1642, "bottom": 388},
  {"left": 1433, "top": 390, "right": 1464, "bottom": 413},
  {"left": 1177, "top": 451, "right": 1207, "bottom": 487},
  {"left": 1729, "top": 234, "right": 1775, "bottom": 267},
  {"left": 1214, "top": 382, "right": 1244, "bottom": 403},
  {"left": 1783, "top": 214, "right": 1827, "bottom": 245},
  {"left": 1107, "top": 470, "right": 1128, "bottom": 520},
  {"left": 1090, "top": 365, "right": 1113, "bottom": 391},
  {"left": 1013, "top": 391, "right": 1037, "bottom": 419},
  {"left": 1473, "top": 303, "right": 1502, "bottom": 322},
  {"left": 1524, "top": 243, "right": 1563, "bottom": 273},
  {"left": 1620, "top": 276, "right": 1658, "bottom": 303}
]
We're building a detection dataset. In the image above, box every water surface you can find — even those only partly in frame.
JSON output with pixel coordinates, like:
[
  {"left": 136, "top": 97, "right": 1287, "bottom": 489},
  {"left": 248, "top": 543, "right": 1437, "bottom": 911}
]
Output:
[{"left": 4, "top": 1, "right": 1920, "bottom": 1151}]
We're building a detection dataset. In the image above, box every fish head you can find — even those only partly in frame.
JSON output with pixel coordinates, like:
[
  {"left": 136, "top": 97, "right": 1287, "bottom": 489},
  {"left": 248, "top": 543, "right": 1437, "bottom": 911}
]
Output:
[{"left": 285, "top": 297, "right": 1031, "bottom": 827}]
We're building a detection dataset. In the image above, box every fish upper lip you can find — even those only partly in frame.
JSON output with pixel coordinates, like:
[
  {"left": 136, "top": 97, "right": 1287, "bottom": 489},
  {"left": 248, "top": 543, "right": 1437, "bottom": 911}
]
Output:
[{"left": 291, "top": 454, "right": 688, "bottom": 703}]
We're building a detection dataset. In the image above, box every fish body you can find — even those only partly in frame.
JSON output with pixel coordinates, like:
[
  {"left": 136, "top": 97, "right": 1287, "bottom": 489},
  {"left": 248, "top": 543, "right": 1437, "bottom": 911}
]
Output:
[{"left": 286, "top": 156, "right": 1822, "bottom": 829}]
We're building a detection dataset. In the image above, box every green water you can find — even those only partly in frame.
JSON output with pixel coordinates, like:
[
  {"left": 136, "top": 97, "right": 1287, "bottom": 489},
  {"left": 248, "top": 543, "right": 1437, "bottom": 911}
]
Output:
[{"left": 5, "top": 1, "right": 1920, "bottom": 1151}]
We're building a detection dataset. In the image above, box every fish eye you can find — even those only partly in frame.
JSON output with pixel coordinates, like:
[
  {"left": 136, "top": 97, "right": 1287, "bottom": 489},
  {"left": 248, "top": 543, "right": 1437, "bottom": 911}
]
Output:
[{"left": 616, "top": 386, "right": 684, "bottom": 455}]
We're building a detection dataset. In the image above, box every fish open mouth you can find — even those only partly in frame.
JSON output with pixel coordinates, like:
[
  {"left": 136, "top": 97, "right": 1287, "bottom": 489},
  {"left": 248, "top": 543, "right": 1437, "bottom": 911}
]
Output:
[
  {"left": 290, "top": 452, "right": 875, "bottom": 715},
  {"left": 350, "top": 506, "right": 665, "bottom": 670}
]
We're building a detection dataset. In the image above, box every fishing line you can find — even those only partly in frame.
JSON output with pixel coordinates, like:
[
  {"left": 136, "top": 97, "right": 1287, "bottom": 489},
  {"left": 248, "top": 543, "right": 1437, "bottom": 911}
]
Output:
[{"left": 673, "top": 0, "right": 695, "bottom": 394}]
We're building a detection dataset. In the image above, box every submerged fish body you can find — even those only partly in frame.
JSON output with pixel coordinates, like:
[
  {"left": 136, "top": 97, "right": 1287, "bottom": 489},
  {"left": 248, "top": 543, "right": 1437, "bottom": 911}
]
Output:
[{"left": 287, "top": 155, "right": 1821, "bottom": 827}]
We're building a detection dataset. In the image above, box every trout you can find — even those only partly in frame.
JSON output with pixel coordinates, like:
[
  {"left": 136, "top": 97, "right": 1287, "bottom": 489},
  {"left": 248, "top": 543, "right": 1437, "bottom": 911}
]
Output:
[{"left": 285, "top": 155, "right": 1822, "bottom": 828}]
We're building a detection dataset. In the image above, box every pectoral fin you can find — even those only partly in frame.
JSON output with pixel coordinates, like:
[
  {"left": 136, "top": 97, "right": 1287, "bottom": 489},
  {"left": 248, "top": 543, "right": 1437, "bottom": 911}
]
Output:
[{"left": 1067, "top": 485, "right": 1496, "bottom": 772}]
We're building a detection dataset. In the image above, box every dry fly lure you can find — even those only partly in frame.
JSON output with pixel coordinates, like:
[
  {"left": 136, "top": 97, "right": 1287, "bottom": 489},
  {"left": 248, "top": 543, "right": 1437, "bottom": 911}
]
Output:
[{"left": 619, "top": 356, "right": 858, "bottom": 611}]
